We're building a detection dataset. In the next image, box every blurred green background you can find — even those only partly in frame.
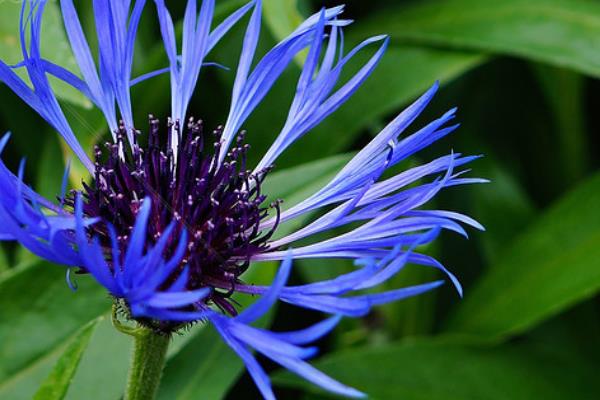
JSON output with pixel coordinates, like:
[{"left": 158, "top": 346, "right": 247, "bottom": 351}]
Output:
[{"left": 1, "top": 0, "right": 600, "bottom": 399}]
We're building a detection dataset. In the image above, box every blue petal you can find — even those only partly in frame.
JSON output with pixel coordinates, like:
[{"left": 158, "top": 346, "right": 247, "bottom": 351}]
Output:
[
  {"left": 207, "top": 2, "right": 255, "bottom": 51},
  {"left": 144, "top": 288, "right": 211, "bottom": 309},
  {"left": 122, "top": 197, "right": 152, "bottom": 282},
  {"left": 210, "top": 311, "right": 363, "bottom": 399},
  {"left": 364, "top": 280, "right": 445, "bottom": 306},
  {"left": 256, "top": 35, "right": 389, "bottom": 172},
  {"left": 230, "top": 0, "right": 262, "bottom": 108},
  {"left": 228, "top": 322, "right": 318, "bottom": 360},
  {"left": 237, "top": 252, "right": 293, "bottom": 324},
  {"left": 281, "top": 292, "right": 371, "bottom": 317},
  {"left": 270, "top": 315, "right": 342, "bottom": 345},
  {"left": 0, "top": 61, "right": 93, "bottom": 172},
  {"left": 265, "top": 353, "right": 365, "bottom": 398},
  {"left": 75, "top": 196, "right": 120, "bottom": 294},
  {"left": 0, "top": 142, "right": 80, "bottom": 266},
  {"left": 219, "top": 4, "right": 347, "bottom": 164},
  {"left": 211, "top": 315, "right": 276, "bottom": 400}
]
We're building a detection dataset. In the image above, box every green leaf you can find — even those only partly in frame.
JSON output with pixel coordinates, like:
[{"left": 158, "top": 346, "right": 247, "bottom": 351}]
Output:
[
  {"left": 363, "top": 0, "right": 600, "bottom": 78},
  {"left": 33, "top": 319, "right": 100, "bottom": 400},
  {"left": 274, "top": 337, "right": 600, "bottom": 400},
  {"left": 532, "top": 64, "right": 588, "bottom": 184},
  {"left": 0, "top": 262, "right": 110, "bottom": 397},
  {"left": 263, "top": 0, "right": 304, "bottom": 42},
  {"left": 447, "top": 172, "right": 600, "bottom": 340},
  {"left": 64, "top": 316, "right": 132, "bottom": 400},
  {"left": 380, "top": 265, "right": 442, "bottom": 338},
  {"left": 35, "top": 134, "right": 66, "bottom": 204},
  {"left": 262, "top": 0, "right": 308, "bottom": 65},
  {"left": 0, "top": 245, "right": 8, "bottom": 274},
  {"left": 470, "top": 159, "right": 537, "bottom": 262},
  {"left": 0, "top": 1, "right": 91, "bottom": 107},
  {"left": 525, "top": 302, "right": 600, "bottom": 364},
  {"left": 0, "top": 343, "right": 60, "bottom": 400}
]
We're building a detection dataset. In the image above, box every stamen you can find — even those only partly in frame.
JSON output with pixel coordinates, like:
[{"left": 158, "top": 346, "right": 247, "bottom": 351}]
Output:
[{"left": 64, "top": 116, "right": 281, "bottom": 326}]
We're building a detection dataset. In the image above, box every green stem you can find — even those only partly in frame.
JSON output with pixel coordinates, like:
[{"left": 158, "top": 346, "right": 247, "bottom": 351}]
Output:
[{"left": 123, "top": 327, "right": 170, "bottom": 400}]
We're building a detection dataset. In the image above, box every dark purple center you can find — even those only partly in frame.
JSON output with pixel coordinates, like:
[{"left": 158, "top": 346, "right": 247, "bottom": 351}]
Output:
[{"left": 65, "top": 116, "right": 281, "bottom": 322}]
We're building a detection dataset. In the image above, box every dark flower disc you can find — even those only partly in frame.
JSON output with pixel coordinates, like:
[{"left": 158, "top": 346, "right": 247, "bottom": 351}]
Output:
[{"left": 65, "top": 116, "right": 281, "bottom": 328}]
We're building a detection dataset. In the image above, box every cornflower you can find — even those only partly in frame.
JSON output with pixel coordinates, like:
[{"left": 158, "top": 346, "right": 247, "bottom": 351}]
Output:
[{"left": 0, "top": 1, "right": 484, "bottom": 398}]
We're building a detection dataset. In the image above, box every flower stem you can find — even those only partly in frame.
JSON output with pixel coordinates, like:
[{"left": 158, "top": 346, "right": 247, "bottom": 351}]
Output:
[{"left": 124, "top": 327, "right": 170, "bottom": 400}]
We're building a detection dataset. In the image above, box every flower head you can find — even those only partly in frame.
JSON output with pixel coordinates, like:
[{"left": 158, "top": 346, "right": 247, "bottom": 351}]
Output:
[{"left": 0, "top": 0, "right": 484, "bottom": 398}]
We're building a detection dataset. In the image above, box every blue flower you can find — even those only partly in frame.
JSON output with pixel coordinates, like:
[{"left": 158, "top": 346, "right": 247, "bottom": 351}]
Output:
[{"left": 0, "top": 1, "right": 485, "bottom": 398}]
